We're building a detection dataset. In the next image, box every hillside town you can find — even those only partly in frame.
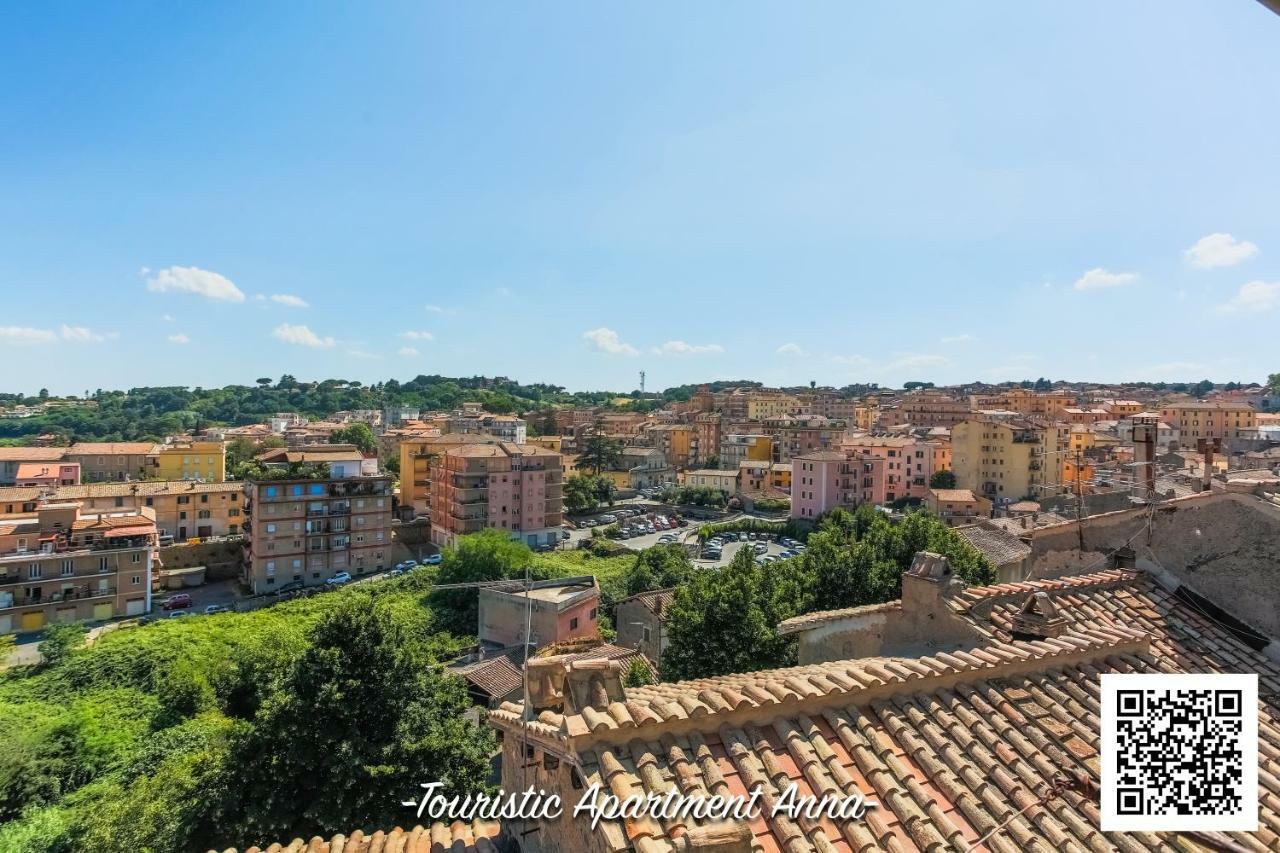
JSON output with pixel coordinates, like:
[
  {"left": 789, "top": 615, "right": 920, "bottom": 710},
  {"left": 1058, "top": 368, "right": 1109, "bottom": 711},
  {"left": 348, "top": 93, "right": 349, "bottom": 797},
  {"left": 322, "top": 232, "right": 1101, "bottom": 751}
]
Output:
[{"left": 0, "top": 375, "right": 1278, "bottom": 851}]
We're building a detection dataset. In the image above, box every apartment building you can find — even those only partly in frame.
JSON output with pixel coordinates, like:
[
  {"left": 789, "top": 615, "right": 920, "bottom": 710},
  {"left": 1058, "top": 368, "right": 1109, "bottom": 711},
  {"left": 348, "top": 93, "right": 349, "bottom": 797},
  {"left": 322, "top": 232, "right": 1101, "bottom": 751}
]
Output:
[
  {"left": 445, "top": 412, "right": 527, "bottom": 444},
  {"left": 790, "top": 450, "right": 887, "bottom": 519},
  {"left": 898, "top": 392, "right": 973, "bottom": 428},
  {"left": 718, "top": 433, "right": 773, "bottom": 470},
  {"left": 683, "top": 468, "right": 739, "bottom": 494},
  {"left": 0, "top": 481, "right": 244, "bottom": 542},
  {"left": 969, "top": 389, "right": 1075, "bottom": 418},
  {"left": 951, "top": 419, "right": 1064, "bottom": 503},
  {"left": 645, "top": 424, "right": 698, "bottom": 470},
  {"left": 255, "top": 444, "right": 377, "bottom": 478},
  {"left": 767, "top": 416, "right": 847, "bottom": 463},
  {"left": 796, "top": 392, "right": 858, "bottom": 421},
  {"left": 399, "top": 433, "right": 506, "bottom": 519},
  {"left": 154, "top": 440, "right": 226, "bottom": 482},
  {"left": 0, "top": 447, "right": 72, "bottom": 486},
  {"left": 692, "top": 412, "right": 722, "bottom": 467},
  {"left": 64, "top": 442, "right": 159, "bottom": 482},
  {"left": 429, "top": 442, "right": 564, "bottom": 549},
  {"left": 745, "top": 392, "right": 802, "bottom": 420},
  {"left": 1158, "top": 401, "right": 1256, "bottom": 447},
  {"left": 242, "top": 474, "right": 393, "bottom": 594},
  {"left": 0, "top": 500, "right": 155, "bottom": 633},
  {"left": 841, "top": 434, "right": 937, "bottom": 501}
]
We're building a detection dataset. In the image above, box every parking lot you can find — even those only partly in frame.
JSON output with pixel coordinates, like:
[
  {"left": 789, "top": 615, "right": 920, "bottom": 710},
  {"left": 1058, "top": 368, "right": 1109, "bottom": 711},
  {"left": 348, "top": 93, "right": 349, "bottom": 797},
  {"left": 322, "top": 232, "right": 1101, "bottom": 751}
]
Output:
[{"left": 692, "top": 532, "right": 800, "bottom": 567}]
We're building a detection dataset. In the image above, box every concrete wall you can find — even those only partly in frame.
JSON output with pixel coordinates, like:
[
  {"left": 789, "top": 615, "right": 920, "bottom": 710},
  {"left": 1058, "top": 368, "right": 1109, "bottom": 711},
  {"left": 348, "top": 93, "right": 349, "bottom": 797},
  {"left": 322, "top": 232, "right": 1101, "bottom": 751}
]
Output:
[{"left": 160, "top": 539, "right": 244, "bottom": 581}]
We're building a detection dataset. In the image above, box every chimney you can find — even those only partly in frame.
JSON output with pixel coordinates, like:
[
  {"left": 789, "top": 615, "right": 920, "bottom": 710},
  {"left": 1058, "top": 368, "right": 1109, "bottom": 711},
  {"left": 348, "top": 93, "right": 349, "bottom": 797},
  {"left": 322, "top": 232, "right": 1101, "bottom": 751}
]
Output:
[
  {"left": 525, "top": 656, "right": 568, "bottom": 714},
  {"left": 1009, "top": 592, "right": 1069, "bottom": 640},
  {"left": 900, "top": 551, "right": 964, "bottom": 612},
  {"left": 564, "top": 658, "right": 625, "bottom": 714}
]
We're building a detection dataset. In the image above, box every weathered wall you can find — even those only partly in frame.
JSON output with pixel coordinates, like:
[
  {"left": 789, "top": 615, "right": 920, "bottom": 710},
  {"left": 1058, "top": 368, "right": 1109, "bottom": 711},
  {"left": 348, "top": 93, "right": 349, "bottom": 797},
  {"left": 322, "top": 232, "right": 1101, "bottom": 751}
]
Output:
[
  {"left": 159, "top": 539, "right": 243, "bottom": 581},
  {"left": 1027, "top": 492, "right": 1280, "bottom": 639}
]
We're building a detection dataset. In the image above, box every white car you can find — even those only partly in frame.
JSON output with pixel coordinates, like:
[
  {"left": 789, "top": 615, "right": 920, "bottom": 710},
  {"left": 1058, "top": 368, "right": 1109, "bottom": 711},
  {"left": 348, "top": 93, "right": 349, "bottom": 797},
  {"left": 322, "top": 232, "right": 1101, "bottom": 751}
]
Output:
[{"left": 326, "top": 572, "right": 353, "bottom": 586}]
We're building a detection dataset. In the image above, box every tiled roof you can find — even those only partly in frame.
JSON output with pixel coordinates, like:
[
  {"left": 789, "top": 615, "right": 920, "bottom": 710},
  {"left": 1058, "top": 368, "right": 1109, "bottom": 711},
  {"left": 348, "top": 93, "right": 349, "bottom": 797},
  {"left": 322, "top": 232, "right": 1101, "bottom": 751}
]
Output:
[
  {"left": 0, "top": 481, "right": 242, "bottom": 504},
  {"left": 954, "top": 524, "right": 1031, "bottom": 567},
  {"left": 776, "top": 601, "right": 901, "bottom": 636},
  {"left": 929, "top": 488, "right": 978, "bottom": 502},
  {"left": 614, "top": 587, "right": 677, "bottom": 618},
  {"left": 458, "top": 656, "right": 523, "bottom": 699},
  {"left": 211, "top": 820, "right": 501, "bottom": 853},
  {"left": 66, "top": 442, "right": 160, "bottom": 455},
  {"left": 488, "top": 568, "right": 1280, "bottom": 852},
  {"left": 0, "top": 447, "right": 66, "bottom": 462}
]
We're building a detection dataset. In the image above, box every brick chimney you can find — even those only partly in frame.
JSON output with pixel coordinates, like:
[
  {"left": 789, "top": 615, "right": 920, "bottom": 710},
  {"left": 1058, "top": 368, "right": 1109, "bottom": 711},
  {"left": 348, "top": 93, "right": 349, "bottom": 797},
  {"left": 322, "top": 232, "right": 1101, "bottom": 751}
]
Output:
[
  {"left": 900, "top": 551, "right": 964, "bottom": 612},
  {"left": 564, "top": 658, "right": 624, "bottom": 714},
  {"left": 1009, "top": 592, "right": 1069, "bottom": 640},
  {"left": 525, "top": 656, "right": 568, "bottom": 714}
]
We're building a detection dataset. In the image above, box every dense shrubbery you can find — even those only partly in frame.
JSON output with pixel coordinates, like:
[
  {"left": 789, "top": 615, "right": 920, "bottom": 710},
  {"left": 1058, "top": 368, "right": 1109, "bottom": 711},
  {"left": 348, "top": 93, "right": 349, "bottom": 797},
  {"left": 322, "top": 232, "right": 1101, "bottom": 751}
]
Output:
[
  {"left": 658, "top": 485, "right": 728, "bottom": 507},
  {"left": 697, "top": 516, "right": 812, "bottom": 542},
  {"left": 662, "top": 505, "right": 996, "bottom": 681}
]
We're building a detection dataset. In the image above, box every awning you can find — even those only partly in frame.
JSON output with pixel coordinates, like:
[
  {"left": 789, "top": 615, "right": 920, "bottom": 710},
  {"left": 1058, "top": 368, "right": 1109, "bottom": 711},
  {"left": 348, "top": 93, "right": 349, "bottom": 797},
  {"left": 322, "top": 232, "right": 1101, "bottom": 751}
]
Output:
[{"left": 104, "top": 525, "right": 155, "bottom": 539}]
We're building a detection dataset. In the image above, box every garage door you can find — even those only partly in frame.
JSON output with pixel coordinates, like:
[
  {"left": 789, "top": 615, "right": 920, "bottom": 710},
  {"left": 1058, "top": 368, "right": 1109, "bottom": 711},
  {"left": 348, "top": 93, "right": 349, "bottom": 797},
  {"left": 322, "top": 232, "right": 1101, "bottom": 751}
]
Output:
[
  {"left": 92, "top": 603, "right": 113, "bottom": 621},
  {"left": 55, "top": 608, "right": 77, "bottom": 624},
  {"left": 0, "top": 615, "right": 11, "bottom": 635},
  {"left": 125, "top": 599, "right": 145, "bottom": 616},
  {"left": 20, "top": 611, "right": 44, "bottom": 631}
]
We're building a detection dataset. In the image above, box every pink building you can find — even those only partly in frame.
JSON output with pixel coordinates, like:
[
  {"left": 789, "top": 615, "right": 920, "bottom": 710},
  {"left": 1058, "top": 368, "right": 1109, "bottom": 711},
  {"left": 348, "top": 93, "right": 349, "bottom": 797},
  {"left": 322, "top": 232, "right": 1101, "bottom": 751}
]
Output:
[
  {"left": 840, "top": 435, "right": 935, "bottom": 501},
  {"left": 477, "top": 576, "right": 599, "bottom": 651},
  {"left": 791, "top": 450, "right": 887, "bottom": 520},
  {"left": 14, "top": 462, "right": 80, "bottom": 488},
  {"left": 430, "top": 442, "right": 565, "bottom": 548}
]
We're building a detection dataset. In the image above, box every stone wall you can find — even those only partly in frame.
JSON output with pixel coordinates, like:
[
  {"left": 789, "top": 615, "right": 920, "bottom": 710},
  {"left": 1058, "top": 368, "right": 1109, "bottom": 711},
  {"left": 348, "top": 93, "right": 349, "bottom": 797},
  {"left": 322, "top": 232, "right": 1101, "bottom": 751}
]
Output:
[{"left": 159, "top": 538, "right": 244, "bottom": 581}]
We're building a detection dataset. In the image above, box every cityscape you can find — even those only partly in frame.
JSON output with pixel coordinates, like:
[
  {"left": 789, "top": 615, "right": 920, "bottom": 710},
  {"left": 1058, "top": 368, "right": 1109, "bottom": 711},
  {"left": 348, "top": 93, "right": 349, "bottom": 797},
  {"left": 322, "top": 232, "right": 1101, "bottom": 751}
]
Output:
[{"left": 3, "top": 2, "right": 1280, "bottom": 853}]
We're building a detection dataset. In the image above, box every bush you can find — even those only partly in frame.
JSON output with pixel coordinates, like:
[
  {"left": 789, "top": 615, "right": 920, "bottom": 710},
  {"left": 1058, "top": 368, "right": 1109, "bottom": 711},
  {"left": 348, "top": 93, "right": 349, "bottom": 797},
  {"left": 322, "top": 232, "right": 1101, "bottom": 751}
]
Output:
[{"left": 697, "top": 517, "right": 812, "bottom": 542}]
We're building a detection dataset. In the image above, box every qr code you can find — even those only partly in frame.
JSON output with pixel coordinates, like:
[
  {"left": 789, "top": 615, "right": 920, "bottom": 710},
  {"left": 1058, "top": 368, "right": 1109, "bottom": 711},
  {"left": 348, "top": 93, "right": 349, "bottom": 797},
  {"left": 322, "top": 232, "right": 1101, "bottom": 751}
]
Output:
[{"left": 1101, "top": 673, "right": 1258, "bottom": 831}]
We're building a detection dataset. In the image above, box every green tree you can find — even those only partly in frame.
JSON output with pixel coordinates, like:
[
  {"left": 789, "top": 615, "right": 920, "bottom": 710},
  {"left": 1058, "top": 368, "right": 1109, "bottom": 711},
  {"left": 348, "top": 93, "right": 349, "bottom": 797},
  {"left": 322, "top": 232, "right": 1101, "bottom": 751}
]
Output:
[
  {"left": 429, "top": 530, "right": 532, "bottom": 635},
  {"left": 623, "top": 545, "right": 694, "bottom": 597},
  {"left": 229, "top": 594, "right": 493, "bottom": 845},
  {"left": 37, "top": 623, "right": 85, "bottom": 668},
  {"left": 623, "top": 658, "right": 654, "bottom": 688},
  {"left": 579, "top": 431, "right": 623, "bottom": 475},
  {"left": 661, "top": 549, "right": 791, "bottom": 680},
  {"left": 565, "top": 473, "right": 602, "bottom": 514},
  {"left": 929, "top": 469, "right": 957, "bottom": 489},
  {"left": 1268, "top": 372, "right": 1280, "bottom": 395},
  {"left": 329, "top": 423, "right": 377, "bottom": 455}
]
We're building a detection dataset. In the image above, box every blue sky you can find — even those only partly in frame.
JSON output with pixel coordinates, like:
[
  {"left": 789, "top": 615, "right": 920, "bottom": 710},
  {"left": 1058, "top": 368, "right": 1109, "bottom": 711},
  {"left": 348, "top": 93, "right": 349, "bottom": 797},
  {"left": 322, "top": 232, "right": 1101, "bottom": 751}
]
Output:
[{"left": 2, "top": 1, "right": 1278, "bottom": 395}]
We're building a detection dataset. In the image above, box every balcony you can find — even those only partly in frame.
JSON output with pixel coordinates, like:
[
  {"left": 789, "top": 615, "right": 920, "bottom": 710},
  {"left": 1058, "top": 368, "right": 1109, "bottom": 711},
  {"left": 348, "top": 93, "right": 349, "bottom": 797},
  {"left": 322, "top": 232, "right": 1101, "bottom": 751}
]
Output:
[{"left": 0, "top": 586, "right": 115, "bottom": 612}]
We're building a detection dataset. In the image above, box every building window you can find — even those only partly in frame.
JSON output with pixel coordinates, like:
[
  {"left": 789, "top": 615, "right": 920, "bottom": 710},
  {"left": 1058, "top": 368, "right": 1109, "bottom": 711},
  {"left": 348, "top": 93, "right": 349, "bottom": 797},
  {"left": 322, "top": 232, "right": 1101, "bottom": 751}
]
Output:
[
  {"left": 98, "top": 557, "right": 109, "bottom": 572},
  {"left": 569, "top": 617, "right": 579, "bottom": 630},
  {"left": 131, "top": 575, "right": 141, "bottom": 586},
  {"left": 131, "top": 553, "right": 141, "bottom": 563},
  {"left": 29, "top": 564, "right": 42, "bottom": 580}
]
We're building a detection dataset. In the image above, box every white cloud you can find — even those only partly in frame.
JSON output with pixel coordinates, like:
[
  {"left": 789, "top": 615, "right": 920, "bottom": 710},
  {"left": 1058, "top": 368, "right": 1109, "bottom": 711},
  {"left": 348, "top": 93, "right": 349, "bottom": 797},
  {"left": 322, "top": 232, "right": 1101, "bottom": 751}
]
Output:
[
  {"left": 271, "top": 323, "right": 335, "bottom": 348},
  {"left": 400, "top": 330, "right": 435, "bottom": 341},
  {"left": 941, "top": 333, "right": 977, "bottom": 344},
  {"left": 145, "top": 266, "right": 246, "bottom": 302},
  {"left": 1074, "top": 268, "right": 1138, "bottom": 290},
  {"left": 167, "top": 333, "right": 190, "bottom": 344},
  {"left": 0, "top": 326, "right": 58, "bottom": 345},
  {"left": 1185, "top": 233, "right": 1258, "bottom": 269},
  {"left": 59, "top": 325, "right": 114, "bottom": 343},
  {"left": 582, "top": 327, "right": 639, "bottom": 356},
  {"left": 269, "top": 293, "right": 309, "bottom": 308},
  {"left": 653, "top": 340, "right": 724, "bottom": 356},
  {"left": 1215, "top": 280, "right": 1280, "bottom": 314},
  {"left": 397, "top": 346, "right": 419, "bottom": 357},
  {"left": 162, "top": 314, "right": 175, "bottom": 322},
  {"left": 884, "top": 353, "right": 950, "bottom": 371},
  {"left": 776, "top": 342, "right": 806, "bottom": 356}
]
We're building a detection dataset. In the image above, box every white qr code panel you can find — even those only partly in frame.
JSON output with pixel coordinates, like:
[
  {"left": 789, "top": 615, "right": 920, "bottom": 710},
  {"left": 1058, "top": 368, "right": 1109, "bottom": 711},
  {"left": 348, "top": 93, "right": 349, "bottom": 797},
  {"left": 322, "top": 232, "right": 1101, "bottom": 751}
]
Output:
[{"left": 1101, "top": 672, "right": 1258, "bottom": 832}]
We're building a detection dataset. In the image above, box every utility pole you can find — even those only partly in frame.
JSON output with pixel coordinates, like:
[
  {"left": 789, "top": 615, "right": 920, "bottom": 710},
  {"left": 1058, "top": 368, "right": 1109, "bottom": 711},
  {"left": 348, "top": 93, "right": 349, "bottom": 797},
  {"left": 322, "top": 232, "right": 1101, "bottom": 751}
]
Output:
[{"left": 639, "top": 370, "right": 646, "bottom": 395}]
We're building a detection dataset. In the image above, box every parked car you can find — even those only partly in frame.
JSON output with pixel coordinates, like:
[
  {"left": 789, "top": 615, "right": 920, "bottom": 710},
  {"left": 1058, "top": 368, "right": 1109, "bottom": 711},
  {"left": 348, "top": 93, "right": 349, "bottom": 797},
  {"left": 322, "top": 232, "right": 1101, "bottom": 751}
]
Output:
[
  {"left": 161, "top": 593, "right": 193, "bottom": 611},
  {"left": 738, "top": 532, "right": 748, "bottom": 541},
  {"left": 169, "top": 611, "right": 189, "bottom": 619},
  {"left": 326, "top": 572, "right": 353, "bottom": 586},
  {"left": 423, "top": 553, "right": 443, "bottom": 565},
  {"left": 203, "top": 604, "right": 230, "bottom": 615}
]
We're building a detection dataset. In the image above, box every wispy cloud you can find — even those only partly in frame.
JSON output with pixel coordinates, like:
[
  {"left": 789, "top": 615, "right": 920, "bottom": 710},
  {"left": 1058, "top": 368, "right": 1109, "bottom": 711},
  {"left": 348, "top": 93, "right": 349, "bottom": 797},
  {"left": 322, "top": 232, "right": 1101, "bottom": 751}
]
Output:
[
  {"left": 941, "top": 333, "right": 977, "bottom": 344},
  {"left": 145, "top": 266, "right": 246, "bottom": 302},
  {"left": 1185, "top": 233, "right": 1258, "bottom": 269},
  {"left": 269, "top": 293, "right": 309, "bottom": 308},
  {"left": 425, "top": 304, "right": 456, "bottom": 315},
  {"left": 397, "top": 346, "right": 419, "bottom": 357},
  {"left": 1215, "top": 280, "right": 1280, "bottom": 314},
  {"left": 582, "top": 327, "right": 639, "bottom": 356},
  {"left": 271, "top": 323, "right": 335, "bottom": 348},
  {"left": 652, "top": 340, "right": 724, "bottom": 356},
  {"left": 0, "top": 326, "right": 58, "bottom": 345},
  {"left": 346, "top": 348, "right": 380, "bottom": 360},
  {"left": 1074, "top": 268, "right": 1138, "bottom": 290},
  {"left": 776, "top": 342, "right": 806, "bottom": 356},
  {"left": 59, "top": 325, "right": 115, "bottom": 343},
  {"left": 167, "top": 333, "right": 190, "bottom": 345},
  {"left": 400, "top": 330, "right": 435, "bottom": 341}
]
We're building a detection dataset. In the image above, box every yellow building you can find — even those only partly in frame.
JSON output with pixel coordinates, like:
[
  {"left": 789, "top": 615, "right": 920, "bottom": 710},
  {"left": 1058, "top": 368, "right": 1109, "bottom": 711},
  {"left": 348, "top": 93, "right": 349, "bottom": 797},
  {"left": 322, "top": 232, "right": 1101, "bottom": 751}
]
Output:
[
  {"left": 1067, "top": 426, "right": 1096, "bottom": 454},
  {"left": 745, "top": 393, "right": 801, "bottom": 421},
  {"left": 1158, "top": 401, "right": 1256, "bottom": 447},
  {"left": 646, "top": 424, "right": 697, "bottom": 470},
  {"left": 154, "top": 441, "right": 226, "bottom": 482},
  {"left": 951, "top": 419, "right": 1063, "bottom": 503}
]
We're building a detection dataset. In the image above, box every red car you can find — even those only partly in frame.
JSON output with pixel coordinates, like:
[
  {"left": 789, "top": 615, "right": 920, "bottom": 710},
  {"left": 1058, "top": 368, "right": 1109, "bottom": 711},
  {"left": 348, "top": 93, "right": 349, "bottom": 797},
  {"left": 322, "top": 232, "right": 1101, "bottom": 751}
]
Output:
[{"left": 161, "top": 593, "right": 193, "bottom": 611}]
